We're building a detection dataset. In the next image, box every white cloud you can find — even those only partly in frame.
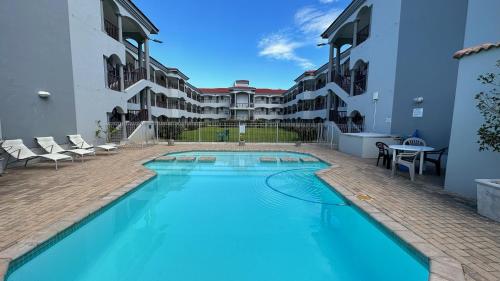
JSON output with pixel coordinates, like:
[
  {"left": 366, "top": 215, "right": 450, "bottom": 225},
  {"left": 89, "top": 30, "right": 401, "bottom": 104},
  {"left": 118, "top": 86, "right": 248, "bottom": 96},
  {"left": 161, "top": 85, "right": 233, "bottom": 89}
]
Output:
[
  {"left": 294, "top": 6, "right": 341, "bottom": 35},
  {"left": 257, "top": 3, "right": 341, "bottom": 70},
  {"left": 258, "top": 33, "right": 314, "bottom": 70},
  {"left": 319, "top": 0, "right": 336, "bottom": 3}
]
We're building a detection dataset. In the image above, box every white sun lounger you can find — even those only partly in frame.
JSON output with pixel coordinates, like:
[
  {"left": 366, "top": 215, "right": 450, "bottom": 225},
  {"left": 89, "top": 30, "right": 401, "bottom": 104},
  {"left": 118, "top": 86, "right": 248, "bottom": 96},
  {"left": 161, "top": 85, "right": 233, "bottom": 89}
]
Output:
[
  {"left": 1, "top": 139, "right": 73, "bottom": 170},
  {"left": 67, "top": 134, "right": 118, "bottom": 152},
  {"left": 35, "top": 137, "right": 94, "bottom": 162}
]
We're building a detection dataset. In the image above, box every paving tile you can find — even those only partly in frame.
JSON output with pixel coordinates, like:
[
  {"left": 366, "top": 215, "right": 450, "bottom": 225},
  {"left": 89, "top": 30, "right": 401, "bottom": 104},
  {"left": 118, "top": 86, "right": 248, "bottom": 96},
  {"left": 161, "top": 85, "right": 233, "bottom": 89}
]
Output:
[{"left": 0, "top": 144, "right": 497, "bottom": 280}]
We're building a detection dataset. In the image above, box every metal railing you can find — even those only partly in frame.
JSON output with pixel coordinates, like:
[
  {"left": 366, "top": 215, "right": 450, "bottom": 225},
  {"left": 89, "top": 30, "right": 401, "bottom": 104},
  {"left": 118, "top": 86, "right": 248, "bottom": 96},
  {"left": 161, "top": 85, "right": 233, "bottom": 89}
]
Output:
[
  {"left": 104, "top": 19, "right": 119, "bottom": 41},
  {"left": 124, "top": 67, "right": 147, "bottom": 88},
  {"left": 153, "top": 122, "right": 326, "bottom": 143},
  {"left": 107, "top": 71, "right": 121, "bottom": 91}
]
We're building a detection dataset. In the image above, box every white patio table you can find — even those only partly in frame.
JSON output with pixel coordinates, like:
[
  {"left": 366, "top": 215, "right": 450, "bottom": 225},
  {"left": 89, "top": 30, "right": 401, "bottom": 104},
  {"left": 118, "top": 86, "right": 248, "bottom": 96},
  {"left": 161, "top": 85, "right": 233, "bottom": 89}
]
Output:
[{"left": 389, "top": 144, "right": 435, "bottom": 175}]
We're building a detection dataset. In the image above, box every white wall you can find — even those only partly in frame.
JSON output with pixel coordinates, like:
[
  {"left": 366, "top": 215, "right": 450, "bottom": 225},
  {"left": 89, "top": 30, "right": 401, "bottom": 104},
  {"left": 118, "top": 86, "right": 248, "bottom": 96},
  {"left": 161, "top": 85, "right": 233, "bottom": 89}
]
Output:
[{"left": 445, "top": 0, "right": 500, "bottom": 199}]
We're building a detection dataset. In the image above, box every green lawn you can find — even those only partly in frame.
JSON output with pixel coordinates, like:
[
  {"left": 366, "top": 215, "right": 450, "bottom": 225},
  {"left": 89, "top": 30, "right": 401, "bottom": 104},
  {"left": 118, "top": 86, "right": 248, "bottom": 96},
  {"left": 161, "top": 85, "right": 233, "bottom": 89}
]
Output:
[{"left": 178, "top": 126, "right": 300, "bottom": 142}]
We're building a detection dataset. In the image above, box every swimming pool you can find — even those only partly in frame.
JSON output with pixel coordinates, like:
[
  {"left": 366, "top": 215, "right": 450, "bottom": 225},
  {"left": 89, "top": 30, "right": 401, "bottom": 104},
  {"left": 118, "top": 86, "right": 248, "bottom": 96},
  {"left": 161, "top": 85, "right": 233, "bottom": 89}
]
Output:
[{"left": 6, "top": 151, "right": 429, "bottom": 281}]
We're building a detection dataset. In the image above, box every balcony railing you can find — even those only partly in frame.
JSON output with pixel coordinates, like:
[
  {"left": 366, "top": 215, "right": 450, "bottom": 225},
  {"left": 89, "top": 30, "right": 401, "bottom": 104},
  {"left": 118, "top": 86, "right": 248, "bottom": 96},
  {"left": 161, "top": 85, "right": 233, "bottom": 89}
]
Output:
[
  {"left": 104, "top": 19, "right": 119, "bottom": 41},
  {"left": 107, "top": 71, "right": 121, "bottom": 91},
  {"left": 127, "top": 109, "right": 148, "bottom": 122},
  {"left": 232, "top": 103, "right": 254, "bottom": 108},
  {"left": 124, "top": 67, "right": 147, "bottom": 88},
  {"left": 353, "top": 76, "right": 367, "bottom": 96},
  {"left": 333, "top": 74, "right": 351, "bottom": 94}
]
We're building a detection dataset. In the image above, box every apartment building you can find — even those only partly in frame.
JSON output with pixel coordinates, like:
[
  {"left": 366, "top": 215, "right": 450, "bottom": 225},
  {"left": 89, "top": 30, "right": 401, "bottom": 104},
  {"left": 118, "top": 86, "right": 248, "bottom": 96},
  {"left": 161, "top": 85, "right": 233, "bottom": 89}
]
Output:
[
  {"left": 199, "top": 80, "right": 285, "bottom": 121},
  {"left": 0, "top": 0, "right": 283, "bottom": 146},
  {"left": 320, "top": 0, "right": 468, "bottom": 149}
]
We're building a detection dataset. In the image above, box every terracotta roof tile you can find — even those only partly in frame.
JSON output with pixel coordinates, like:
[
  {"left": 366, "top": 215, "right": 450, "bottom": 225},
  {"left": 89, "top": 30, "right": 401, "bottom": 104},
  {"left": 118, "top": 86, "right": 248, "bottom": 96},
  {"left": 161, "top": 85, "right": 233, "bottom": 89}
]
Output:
[{"left": 453, "top": 42, "right": 500, "bottom": 59}]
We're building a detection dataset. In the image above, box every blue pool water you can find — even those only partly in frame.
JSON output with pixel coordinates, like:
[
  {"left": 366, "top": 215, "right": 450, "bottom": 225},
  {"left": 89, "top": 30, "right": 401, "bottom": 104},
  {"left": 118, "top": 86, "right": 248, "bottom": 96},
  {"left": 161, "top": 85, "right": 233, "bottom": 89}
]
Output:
[{"left": 7, "top": 151, "right": 429, "bottom": 281}]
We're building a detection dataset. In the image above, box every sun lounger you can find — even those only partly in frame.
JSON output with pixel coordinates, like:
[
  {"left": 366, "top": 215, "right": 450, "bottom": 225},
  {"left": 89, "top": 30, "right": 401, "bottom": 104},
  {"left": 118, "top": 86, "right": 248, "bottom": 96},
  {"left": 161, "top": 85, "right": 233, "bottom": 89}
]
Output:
[
  {"left": 1, "top": 139, "right": 73, "bottom": 170},
  {"left": 67, "top": 134, "right": 118, "bottom": 152},
  {"left": 35, "top": 137, "right": 94, "bottom": 162}
]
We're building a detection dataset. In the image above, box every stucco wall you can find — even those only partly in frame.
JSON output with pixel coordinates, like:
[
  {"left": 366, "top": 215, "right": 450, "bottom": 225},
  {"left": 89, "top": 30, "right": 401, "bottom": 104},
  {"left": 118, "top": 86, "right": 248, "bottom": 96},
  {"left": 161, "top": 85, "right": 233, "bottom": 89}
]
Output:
[
  {"left": 344, "top": 0, "right": 402, "bottom": 134},
  {"left": 0, "top": 0, "right": 77, "bottom": 147},
  {"left": 444, "top": 0, "right": 500, "bottom": 199},
  {"left": 391, "top": 0, "right": 468, "bottom": 149},
  {"left": 67, "top": 0, "right": 135, "bottom": 144}
]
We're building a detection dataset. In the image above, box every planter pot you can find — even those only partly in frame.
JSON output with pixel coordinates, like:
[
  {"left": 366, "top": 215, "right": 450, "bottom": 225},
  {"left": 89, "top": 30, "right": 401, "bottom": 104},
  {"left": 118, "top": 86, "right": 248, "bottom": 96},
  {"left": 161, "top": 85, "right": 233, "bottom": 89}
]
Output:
[
  {"left": 476, "top": 179, "right": 500, "bottom": 222},
  {"left": 295, "top": 141, "right": 302, "bottom": 147},
  {"left": 239, "top": 141, "right": 245, "bottom": 146},
  {"left": 168, "top": 139, "right": 175, "bottom": 146}
]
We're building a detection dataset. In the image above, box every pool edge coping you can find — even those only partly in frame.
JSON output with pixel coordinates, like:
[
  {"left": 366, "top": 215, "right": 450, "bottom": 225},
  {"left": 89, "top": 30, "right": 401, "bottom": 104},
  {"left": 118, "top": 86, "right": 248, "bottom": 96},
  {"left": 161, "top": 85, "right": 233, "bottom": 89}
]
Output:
[{"left": 0, "top": 147, "right": 465, "bottom": 281}]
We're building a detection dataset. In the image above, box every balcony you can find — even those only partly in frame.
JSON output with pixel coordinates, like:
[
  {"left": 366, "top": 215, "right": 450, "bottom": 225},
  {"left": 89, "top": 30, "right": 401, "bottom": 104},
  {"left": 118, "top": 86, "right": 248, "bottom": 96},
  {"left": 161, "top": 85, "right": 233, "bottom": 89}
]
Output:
[
  {"left": 231, "top": 103, "right": 254, "bottom": 109},
  {"left": 104, "top": 19, "right": 119, "bottom": 41},
  {"left": 124, "top": 67, "right": 147, "bottom": 88}
]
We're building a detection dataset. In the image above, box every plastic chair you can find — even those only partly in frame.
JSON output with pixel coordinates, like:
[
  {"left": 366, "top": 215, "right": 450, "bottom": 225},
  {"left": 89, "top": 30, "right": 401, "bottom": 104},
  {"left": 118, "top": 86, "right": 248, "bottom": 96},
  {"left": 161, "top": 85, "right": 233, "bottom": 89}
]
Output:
[
  {"left": 403, "top": 137, "right": 426, "bottom": 146},
  {"left": 424, "top": 147, "right": 447, "bottom": 176},
  {"left": 375, "top": 142, "right": 391, "bottom": 169}
]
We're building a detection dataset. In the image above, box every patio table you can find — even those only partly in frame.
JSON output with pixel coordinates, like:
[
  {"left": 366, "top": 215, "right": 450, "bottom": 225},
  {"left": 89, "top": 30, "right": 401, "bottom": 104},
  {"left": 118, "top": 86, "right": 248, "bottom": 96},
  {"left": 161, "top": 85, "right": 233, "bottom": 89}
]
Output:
[{"left": 389, "top": 144, "right": 434, "bottom": 175}]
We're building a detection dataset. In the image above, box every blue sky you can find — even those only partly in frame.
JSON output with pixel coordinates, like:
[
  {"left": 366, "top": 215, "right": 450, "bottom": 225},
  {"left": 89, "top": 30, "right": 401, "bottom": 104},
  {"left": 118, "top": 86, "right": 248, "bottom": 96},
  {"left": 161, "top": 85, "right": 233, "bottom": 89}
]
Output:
[{"left": 134, "top": 0, "right": 350, "bottom": 89}]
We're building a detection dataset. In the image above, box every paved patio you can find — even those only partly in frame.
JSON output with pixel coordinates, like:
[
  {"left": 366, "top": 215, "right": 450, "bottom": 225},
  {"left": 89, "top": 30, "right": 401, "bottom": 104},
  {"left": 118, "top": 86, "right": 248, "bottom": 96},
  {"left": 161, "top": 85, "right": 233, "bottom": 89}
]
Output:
[{"left": 0, "top": 144, "right": 498, "bottom": 280}]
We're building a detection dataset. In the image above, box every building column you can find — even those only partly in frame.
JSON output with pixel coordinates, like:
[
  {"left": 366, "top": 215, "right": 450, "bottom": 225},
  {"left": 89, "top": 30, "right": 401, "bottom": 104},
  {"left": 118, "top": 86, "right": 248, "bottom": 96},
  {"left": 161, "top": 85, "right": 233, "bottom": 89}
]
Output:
[
  {"left": 137, "top": 42, "right": 143, "bottom": 69},
  {"left": 116, "top": 13, "right": 123, "bottom": 43},
  {"left": 118, "top": 64, "right": 124, "bottom": 91},
  {"left": 121, "top": 113, "right": 127, "bottom": 140},
  {"left": 326, "top": 92, "right": 332, "bottom": 111},
  {"left": 352, "top": 20, "right": 359, "bottom": 48},
  {"left": 144, "top": 38, "right": 151, "bottom": 80},
  {"left": 146, "top": 88, "right": 152, "bottom": 121},
  {"left": 350, "top": 69, "right": 356, "bottom": 96},
  {"left": 335, "top": 45, "right": 341, "bottom": 78},
  {"left": 328, "top": 43, "right": 334, "bottom": 83},
  {"left": 100, "top": 0, "right": 105, "bottom": 32}
]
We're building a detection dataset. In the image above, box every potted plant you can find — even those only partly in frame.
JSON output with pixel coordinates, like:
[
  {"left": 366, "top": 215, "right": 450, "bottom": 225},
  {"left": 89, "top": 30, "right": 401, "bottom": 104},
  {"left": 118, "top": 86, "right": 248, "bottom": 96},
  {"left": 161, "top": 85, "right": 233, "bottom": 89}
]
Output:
[{"left": 474, "top": 61, "right": 500, "bottom": 221}]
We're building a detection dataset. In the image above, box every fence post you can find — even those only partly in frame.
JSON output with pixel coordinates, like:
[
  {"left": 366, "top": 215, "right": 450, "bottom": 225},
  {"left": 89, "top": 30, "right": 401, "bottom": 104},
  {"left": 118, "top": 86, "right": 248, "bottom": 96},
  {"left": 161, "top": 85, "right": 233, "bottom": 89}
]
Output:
[
  {"left": 276, "top": 122, "right": 279, "bottom": 143},
  {"left": 198, "top": 122, "right": 201, "bottom": 142},
  {"left": 155, "top": 121, "right": 159, "bottom": 143}
]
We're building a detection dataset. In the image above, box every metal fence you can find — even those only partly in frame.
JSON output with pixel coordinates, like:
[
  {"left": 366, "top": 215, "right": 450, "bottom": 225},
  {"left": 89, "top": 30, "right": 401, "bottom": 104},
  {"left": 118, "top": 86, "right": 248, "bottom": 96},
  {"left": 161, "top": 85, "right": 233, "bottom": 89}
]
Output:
[{"left": 107, "top": 121, "right": 332, "bottom": 144}]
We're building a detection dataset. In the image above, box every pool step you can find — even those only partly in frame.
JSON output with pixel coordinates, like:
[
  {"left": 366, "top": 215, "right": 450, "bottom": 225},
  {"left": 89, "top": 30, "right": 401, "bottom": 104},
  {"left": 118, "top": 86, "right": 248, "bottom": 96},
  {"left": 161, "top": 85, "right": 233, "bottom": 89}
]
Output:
[
  {"left": 155, "top": 156, "right": 176, "bottom": 162},
  {"left": 300, "top": 157, "right": 319, "bottom": 163},
  {"left": 280, "top": 157, "right": 299, "bottom": 163},
  {"left": 198, "top": 156, "right": 216, "bottom": 163},
  {"left": 260, "top": 157, "right": 278, "bottom": 163},
  {"left": 177, "top": 156, "right": 196, "bottom": 162}
]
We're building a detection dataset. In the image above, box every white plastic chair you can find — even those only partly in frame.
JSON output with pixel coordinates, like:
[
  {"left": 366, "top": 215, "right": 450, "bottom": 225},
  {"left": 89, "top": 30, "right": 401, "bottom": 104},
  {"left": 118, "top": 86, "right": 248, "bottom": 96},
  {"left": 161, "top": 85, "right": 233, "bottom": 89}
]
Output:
[
  {"left": 392, "top": 152, "right": 419, "bottom": 181},
  {"left": 403, "top": 137, "right": 426, "bottom": 146}
]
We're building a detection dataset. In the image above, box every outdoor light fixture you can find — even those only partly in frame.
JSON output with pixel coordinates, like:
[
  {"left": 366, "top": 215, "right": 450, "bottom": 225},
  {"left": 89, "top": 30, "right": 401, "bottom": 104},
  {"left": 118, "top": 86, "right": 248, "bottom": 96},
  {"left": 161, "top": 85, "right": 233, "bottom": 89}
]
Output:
[{"left": 38, "top": 91, "right": 51, "bottom": 98}]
